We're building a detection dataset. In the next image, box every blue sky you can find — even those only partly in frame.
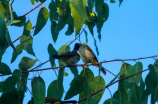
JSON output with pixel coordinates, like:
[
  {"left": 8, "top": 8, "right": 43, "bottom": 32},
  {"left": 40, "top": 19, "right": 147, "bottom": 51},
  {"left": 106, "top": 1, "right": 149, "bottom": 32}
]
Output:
[{"left": 1, "top": 0, "right": 158, "bottom": 103}]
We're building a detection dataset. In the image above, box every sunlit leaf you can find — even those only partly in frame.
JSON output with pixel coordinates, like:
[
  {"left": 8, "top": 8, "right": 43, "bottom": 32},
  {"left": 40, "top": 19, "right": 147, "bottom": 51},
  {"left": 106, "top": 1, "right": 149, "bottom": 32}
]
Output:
[
  {"left": 70, "top": 0, "right": 88, "bottom": 20},
  {"left": 31, "top": 77, "right": 45, "bottom": 88},
  {"left": 23, "top": 20, "right": 32, "bottom": 36},
  {"left": 11, "top": 12, "right": 26, "bottom": 27},
  {"left": 65, "top": 75, "right": 87, "bottom": 100},
  {"left": 31, "top": 0, "right": 36, "bottom": 4},
  {"left": 110, "top": 0, "right": 115, "bottom": 3},
  {"left": 70, "top": 4, "right": 84, "bottom": 36},
  {"left": 51, "top": 21, "right": 59, "bottom": 43},
  {"left": 119, "top": 63, "right": 132, "bottom": 76},
  {"left": 58, "top": 45, "right": 70, "bottom": 55},
  {"left": 20, "top": 35, "right": 35, "bottom": 56},
  {"left": 18, "top": 57, "right": 38, "bottom": 71},
  {"left": 11, "top": 44, "right": 24, "bottom": 63},
  {"left": 33, "top": 7, "right": 49, "bottom": 36}
]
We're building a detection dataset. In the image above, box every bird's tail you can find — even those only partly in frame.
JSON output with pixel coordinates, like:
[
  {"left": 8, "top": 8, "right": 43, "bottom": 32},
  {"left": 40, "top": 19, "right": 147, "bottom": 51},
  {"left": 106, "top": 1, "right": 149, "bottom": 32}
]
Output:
[
  {"left": 95, "top": 64, "right": 106, "bottom": 75},
  {"left": 101, "top": 67, "right": 106, "bottom": 75},
  {"left": 51, "top": 55, "right": 60, "bottom": 59}
]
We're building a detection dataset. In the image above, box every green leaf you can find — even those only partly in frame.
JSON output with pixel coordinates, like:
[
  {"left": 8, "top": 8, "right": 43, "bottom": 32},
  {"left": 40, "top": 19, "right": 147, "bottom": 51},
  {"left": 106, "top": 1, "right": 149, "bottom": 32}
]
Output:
[
  {"left": 119, "top": 0, "right": 123, "bottom": 6},
  {"left": 70, "top": 67, "right": 78, "bottom": 77},
  {"left": 65, "top": 75, "right": 87, "bottom": 100},
  {"left": 57, "top": 68, "right": 64, "bottom": 100},
  {"left": 11, "top": 12, "right": 26, "bottom": 27},
  {"left": 47, "top": 80, "right": 64, "bottom": 99},
  {"left": 55, "top": 1, "right": 71, "bottom": 32},
  {"left": 145, "top": 64, "right": 158, "bottom": 94},
  {"left": 6, "top": 29, "right": 16, "bottom": 51},
  {"left": 154, "top": 59, "right": 158, "bottom": 72},
  {"left": 49, "top": 0, "right": 58, "bottom": 22},
  {"left": 151, "top": 85, "right": 158, "bottom": 104},
  {"left": 70, "top": 0, "right": 88, "bottom": 20},
  {"left": 2, "top": 76, "right": 18, "bottom": 93},
  {"left": 0, "top": 62, "right": 11, "bottom": 74},
  {"left": 113, "top": 89, "right": 128, "bottom": 104},
  {"left": 18, "top": 57, "right": 38, "bottom": 71},
  {"left": 88, "top": 0, "right": 95, "bottom": 13},
  {"left": 48, "top": 43, "right": 57, "bottom": 67},
  {"left": 139, "top": 77, "right": 145, "bottom": 89},
  {"left": 95, "top": 0, "right": 103, "bottom": 13},
  {"left": 0, "top": 82, "right": 3, "bottom": 92},
  {"left": 31, "top": 0, "right": 36, "bottom": 4},
  {"left": 31, "top": 77, "right": 45, "bottom": 88},
  {"left": 125, "top": 83, "right": 143, "bottom": 104},
  {"left": 103, "top": 98, "right": 119, "bottom": 104},
  {"left": 12, "top": 69, "right": 22, "bottom": 80},
  {"left": 0, "top": 1, "right": 11, "bottom": 20},
  {"left": 65, "top": 24, "right": 74, "bottom": 35},
  {"left": 64, "top": 70, "right": 69, "bottom": 76},
  {"left": 96, "top": 3, "right": 109, "bottom": 41},
  {"left": 85, "top": 15, "right": 96, "bottom": 35},
  {"left": 93, "top": 36, "right": 99, "bottom": 56},
  {"left": 0, "top": 90, "right": 19, "bottom": 104},
  {"left": 110, "top": 0, "right": 115, "bottom": 3},
  {"left": 119, "top": 63, "right": 132, "bottom": 76},
  {"left": 32, "top": 78, "right": 45, "bottom": 104},
  {"left": 0, "top": 10, "right": 7, "bottom": 48},
  {"left": 23, "top": 20, "right": 32, "bottom": 36},
  {"left": 128, "top": 62, "right": 143, "bottom": 85},
  {"left": 11, "top": 44, "right": 24, "bottom": 63},
  {"left": 86, "top": 76, "right": 105, "bottom": 104},
  {"left": 51, "top": 21, "right": 59, "bottom": 43},
  {"left": 83, "top": 30, "right": 88, "bottom": 43},
  {"left": 33, "top": 7, "right": 49, "bottom": 36},
  {"left": 58, "top": 45, "right": 70, "bottom": 55},
  {"left": 20, "top": 35, "right": 35, "bottom": 56},
  {"left": 70, "top": 4, "right": 84, "bottom": 36}
]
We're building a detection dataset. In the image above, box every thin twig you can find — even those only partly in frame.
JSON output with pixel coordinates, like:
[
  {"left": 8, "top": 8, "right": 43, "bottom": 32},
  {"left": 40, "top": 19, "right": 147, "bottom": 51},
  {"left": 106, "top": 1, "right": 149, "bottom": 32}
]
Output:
[{"left": 17, "top": 0, "right": 46, "bottom": 20}]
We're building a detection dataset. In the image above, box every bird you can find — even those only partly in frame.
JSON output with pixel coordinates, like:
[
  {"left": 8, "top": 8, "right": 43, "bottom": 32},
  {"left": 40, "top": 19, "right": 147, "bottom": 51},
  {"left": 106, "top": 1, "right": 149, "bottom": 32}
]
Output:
[
  {"left": 73, "top": 43, "right": 106, "bottom": 75},
  {"left": 51, "top": 50, "right": 80, "bottom": 66},
  {"left": 27, "top": 97, "right": 77, "bottom": 104}
]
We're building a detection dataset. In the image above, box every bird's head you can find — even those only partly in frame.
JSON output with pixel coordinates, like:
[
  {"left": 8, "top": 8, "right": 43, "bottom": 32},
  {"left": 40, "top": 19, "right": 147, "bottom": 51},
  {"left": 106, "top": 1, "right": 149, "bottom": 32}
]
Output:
[{"left": 73, "top": 43, "right": 81, "bottom": 52}]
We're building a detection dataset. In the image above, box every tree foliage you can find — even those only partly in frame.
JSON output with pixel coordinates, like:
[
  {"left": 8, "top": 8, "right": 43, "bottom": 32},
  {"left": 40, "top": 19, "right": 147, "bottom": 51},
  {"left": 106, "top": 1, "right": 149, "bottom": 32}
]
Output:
[{"left": 0, "top": 0, "right": 158, "bottom": 104}]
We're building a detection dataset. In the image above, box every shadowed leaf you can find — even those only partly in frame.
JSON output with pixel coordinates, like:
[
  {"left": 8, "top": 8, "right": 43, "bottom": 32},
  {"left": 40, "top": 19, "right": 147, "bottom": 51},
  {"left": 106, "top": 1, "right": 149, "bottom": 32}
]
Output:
[
  {"left": 51, "top": 21, "right": 59, "bottom": 43},
  {"left": 47, "top": 80, "right": 64, "bottom": 99},
  {"left": 0, "top": 62, "right": 11, "bottom": 74}
]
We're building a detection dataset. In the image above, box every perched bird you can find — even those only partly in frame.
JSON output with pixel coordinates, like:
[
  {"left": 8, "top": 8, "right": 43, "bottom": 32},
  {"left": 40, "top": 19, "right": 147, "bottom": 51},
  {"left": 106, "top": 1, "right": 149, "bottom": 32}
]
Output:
[
  {"left": 73, "top": 43, "right": 106, "bottom": 75},
  {"left": 28, "top": 97, "right": 77, "bottom": 104},
  {"left": 51, "top": 50, "right": 80, "bottom": 66}
]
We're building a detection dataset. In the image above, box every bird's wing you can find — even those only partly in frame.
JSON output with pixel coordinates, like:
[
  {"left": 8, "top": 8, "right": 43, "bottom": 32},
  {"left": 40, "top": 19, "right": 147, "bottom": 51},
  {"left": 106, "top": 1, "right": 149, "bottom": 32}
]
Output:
[
  {"left": 85, "top": 45, "right": 98, "bottom": 62},
  {"left": 59, "top": 51, "right": 79, "bottom": 58}
]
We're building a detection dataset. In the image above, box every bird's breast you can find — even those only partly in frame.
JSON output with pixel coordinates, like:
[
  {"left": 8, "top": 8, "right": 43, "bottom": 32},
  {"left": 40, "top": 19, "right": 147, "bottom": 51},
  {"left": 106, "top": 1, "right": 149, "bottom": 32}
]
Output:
[{"left": 78, "top": 46, "right": 93, "bottom": 64}]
